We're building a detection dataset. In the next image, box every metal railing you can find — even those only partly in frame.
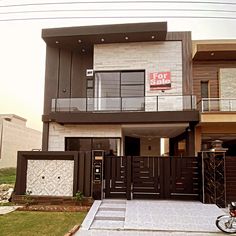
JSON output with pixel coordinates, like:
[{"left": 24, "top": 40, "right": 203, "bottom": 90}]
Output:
[
  {"left": 200, "top": 98, "right": 236, "bottom": 112},
  {"left": 51, "top": 95, "right": 196, "bottom": 113}
]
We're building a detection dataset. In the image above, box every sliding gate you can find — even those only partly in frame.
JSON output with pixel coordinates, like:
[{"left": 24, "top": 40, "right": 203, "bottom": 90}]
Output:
[{"left": 104, "top": 156, "right": 201, "bottom": 200}]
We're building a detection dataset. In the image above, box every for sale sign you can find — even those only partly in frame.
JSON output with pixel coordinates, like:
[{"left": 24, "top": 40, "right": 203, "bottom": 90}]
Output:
[{"left": 150, "top": 72, "right": 171, "bottom": 90}]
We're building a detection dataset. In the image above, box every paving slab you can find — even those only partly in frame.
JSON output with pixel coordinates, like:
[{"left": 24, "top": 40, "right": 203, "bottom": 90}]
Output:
[{"left": 125, "top": 200, "right": 224, "bottom": 233}]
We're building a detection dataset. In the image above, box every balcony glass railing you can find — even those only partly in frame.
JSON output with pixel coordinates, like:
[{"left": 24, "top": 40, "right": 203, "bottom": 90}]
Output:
[
  {"left": 200, "top": 98, "right": 236, "bottom": 112},
  {"left": 51, "top": 95, "right": 196, "bottom": 112}
]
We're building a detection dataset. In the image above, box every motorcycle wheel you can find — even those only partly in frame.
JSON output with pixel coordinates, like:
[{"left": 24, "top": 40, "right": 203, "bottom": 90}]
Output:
[{"left": 216, "top": 215, "right": 236, "bottom": 234}]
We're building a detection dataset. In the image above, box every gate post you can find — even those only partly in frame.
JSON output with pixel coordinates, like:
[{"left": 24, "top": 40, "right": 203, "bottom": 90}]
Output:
[
  {"left": 104, "top": 155, "right": 111, "bottom": 198},
  {"left": 126, "top": 156, "right": 132, "bottom": 200}
]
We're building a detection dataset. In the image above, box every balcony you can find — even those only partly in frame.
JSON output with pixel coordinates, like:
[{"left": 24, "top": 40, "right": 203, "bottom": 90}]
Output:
[
  {"left": 200, "top": 98, "right": 236, "bottom": 112},
  {"left": 51, "top": 95, "right": 196, "bottom": 113}
]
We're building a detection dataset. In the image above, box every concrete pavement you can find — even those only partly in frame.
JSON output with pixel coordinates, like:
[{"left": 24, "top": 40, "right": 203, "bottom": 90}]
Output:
[{"left": 76, "top": 199, "right": 226, "bottom": 236}]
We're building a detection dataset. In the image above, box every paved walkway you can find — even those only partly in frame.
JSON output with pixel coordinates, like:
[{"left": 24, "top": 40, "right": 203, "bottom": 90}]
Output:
[
  {"left": 76, "top": 200, "right": 226, "bottom": 236},
  {"left": 0, "top": 206, "right": 21, "bottom": 215}
]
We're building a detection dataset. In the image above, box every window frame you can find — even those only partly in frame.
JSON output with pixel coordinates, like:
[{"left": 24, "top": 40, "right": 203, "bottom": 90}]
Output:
[{"left": 93, "top": 70, "right": 145, "bottom": 98}]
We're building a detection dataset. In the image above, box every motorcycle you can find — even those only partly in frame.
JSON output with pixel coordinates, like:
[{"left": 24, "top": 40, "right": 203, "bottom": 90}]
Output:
[{"left": 216, "top": 202, "right": 236, "bottom": 234}]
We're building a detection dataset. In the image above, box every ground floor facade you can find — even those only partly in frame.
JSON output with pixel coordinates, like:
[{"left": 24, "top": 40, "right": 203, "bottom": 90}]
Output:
[{"left": 47, "top": 122, "right": 197, "bottom": 157}]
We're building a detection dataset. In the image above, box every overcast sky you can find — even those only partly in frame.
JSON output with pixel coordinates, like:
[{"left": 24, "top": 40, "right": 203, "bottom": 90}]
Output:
[{"left": 0, "top": 0, "right": 236, "bottom": 131}]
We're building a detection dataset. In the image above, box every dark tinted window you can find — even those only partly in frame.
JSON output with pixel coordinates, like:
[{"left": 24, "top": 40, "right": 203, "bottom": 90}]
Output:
[
  {"left": 95, "top": 72, "right": 120, "bottom": 97},
  {"left": 121, "top": 72, "right": 145, "bottom": 85},
  {"left": 121, "top": 85, "right": 145, "bottom": 97}
]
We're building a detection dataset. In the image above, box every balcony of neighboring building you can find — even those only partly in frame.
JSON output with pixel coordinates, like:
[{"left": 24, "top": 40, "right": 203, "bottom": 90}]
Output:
[{"left": 198, "top": 98, "right": 236, "bottom": 123}]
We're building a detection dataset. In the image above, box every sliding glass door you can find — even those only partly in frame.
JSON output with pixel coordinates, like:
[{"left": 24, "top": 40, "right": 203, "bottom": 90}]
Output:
[{"left": 93, "top": 71, "right": 145, "bottom": 111}]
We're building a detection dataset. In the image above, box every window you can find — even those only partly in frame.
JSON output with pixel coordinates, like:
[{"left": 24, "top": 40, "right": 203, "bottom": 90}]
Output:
[
  {"left": 93, "top": 71, "right": 145, "bottom": 111},
  {"left": 95, "top": 72, "right": 120, "bottom": 98},
  {"left": 201, "top": 81, "right": 209, "bottom": 98},
  {"left": 65, "top": 137, "right": 120, "bottom": 155}
]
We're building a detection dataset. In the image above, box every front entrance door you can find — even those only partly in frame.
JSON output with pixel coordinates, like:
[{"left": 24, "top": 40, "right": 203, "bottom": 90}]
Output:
[{"left": 125, "top": 136, "right": 140, "bottom": 156}]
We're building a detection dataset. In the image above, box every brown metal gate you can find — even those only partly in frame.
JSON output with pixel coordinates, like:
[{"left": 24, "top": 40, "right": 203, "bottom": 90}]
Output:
[{"left": 104, "top": 156, "right": 201, "bottom": 200}]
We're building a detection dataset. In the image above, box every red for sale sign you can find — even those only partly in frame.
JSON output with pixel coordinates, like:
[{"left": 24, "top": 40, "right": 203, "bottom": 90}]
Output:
[{"left": 150, "top": 72, "right": 171, "bottom": 90}]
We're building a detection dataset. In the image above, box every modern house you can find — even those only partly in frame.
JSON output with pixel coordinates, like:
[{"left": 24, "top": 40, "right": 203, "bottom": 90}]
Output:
[
  {"left": 0, "top": 114, "right": 42, "bottom": 168},
  {"left": 42, "top": 22, "right": 198, "bottom": 157},
  {"left": 14, "top": 22, "right": 236, "bottom": 205}
]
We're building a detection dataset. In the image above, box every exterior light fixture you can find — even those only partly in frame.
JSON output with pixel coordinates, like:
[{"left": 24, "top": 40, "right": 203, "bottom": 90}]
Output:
[
  {"left": 151, "top": 36, "right": 155, "bottom": 39},
  {"left": 55, "top": 41, "right": 60, "bottom": 44},
  {"left": 210, "top": 52, "right": 215, "bottom": 56},
  {"left": 125, "top": 36, "right": 129, "bottom": 40},
  {"left": 82, "top": 48, "right": 86, "bottom": 52},
  {"left": 101, "top": 38, "right": 105, "bottom": 42},
  {"left": 78, "top": 39, "right": 82, "bottom": 43}
]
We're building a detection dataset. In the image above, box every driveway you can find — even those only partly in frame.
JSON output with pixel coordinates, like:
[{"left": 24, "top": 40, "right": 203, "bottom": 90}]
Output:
[{"left": 76, "top": 199, "right": 226, "bottom": 236}]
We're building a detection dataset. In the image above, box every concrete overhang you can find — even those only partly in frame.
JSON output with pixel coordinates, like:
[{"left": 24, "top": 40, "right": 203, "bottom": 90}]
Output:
[
  {"left": 43, "top": 110, "right": 199, "bottom": 124},
  {"left": 42, "top": 22, "right": 167, "bottom": 49},
  {"left": 193, "top": 40, "right": 236, "bottom": 61}
]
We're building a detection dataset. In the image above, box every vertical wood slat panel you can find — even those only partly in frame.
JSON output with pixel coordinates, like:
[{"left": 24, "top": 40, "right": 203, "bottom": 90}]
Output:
[
  {"left": 71, "top": 51, "right": 94, "bottom": 98},
  {"left": 44, "top": 46, "right": 60, "bottom": 115},
  {"left": 58, "top": 49, "right": 72, "bottom": 98},
  {"left": 73, "top": 153, "right": 79, "bottom": 195},
  {"left": 71, "top": 52, "right": 84, "bottom": 98},
  {"left": 84, "top": 152, "right": 92, "bottom": 197},
  {"left": 166, "top": 32, "right": 192, "bottom": 95},
  {"left": 78, "top": 152, "right": 85, "bottom": 194}
]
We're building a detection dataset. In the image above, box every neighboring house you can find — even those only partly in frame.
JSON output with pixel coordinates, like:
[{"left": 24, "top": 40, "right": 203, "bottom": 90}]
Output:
[
  {"left": 192, "top": 41, "right": 236, "bottom": 156},
  {"left": 0, "top": 114, "right": 42, "bottom": 168},
  {"left": 13, "top": 22, "right": 236, "bottom": 204}
]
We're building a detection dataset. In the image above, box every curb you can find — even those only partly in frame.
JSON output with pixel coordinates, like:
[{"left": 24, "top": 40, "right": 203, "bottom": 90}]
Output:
[{"left": 64, "top": 224, "right": 80, "bottom": 236}]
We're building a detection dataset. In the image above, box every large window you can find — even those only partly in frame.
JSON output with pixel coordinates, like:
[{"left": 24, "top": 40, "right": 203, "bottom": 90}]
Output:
[
  {"left": 93, "top": 71, "right": 145, "bottom": 111},
  {"left": 65, "top": 137, "right": 120, "bottom": 156}
]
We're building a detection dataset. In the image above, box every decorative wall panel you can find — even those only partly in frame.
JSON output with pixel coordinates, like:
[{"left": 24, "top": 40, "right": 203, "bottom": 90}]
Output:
[
  {"left": 202, "top": 152, "right": 226, "bottom": 207},
  {"left": 220, "top": 68, "right": 236, "bottom": 99},
  {"left": 26, "top": 160, "right": 74, "bottom": 196}
]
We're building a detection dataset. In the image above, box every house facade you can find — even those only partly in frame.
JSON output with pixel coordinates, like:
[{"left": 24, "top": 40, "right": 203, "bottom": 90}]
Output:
[
  {"left": 42, "top": 22, "right": 198, "bottom": 158},
  {"left": 14, "top": 22, "right": 236, "bottom": 204}
]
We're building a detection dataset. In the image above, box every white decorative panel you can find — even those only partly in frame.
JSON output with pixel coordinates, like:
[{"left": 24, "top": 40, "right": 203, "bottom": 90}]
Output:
[
  {"left": 220, "top": 68, "right": 236, "bottom": 98},
  {"left": 26, "top": 160, "right": 74, "bottom": 196}
]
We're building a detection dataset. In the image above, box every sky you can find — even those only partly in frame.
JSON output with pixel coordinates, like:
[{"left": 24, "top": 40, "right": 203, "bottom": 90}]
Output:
[{"left": 0, "top": 0, "right": 236, "bottom": 132}]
